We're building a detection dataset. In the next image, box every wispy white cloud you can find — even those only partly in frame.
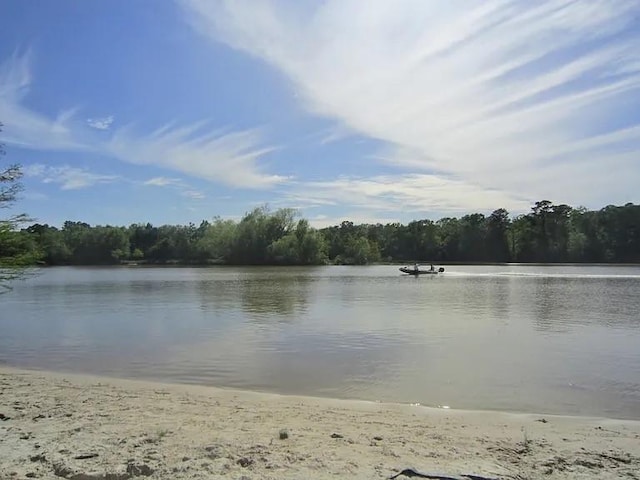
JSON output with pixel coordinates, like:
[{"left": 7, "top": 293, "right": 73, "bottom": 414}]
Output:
[
  {"left": 107, "top": 123, "right": 287, "bottom": 188},
  {"left": 0, "top": 53, "right": 284, "bottom": 189},
  {"left": 87, "top": 115, "right": 114, "bottom": 130},
  {"left": 301, "top": 124, "right": 355, "bottom": 146},
  {"left": 182, "top": 0, "right": 640, "bottom": 209},
  {"left": 26, "top": 166, "right": 206, "bottom": 201},
  {"left": 143, "top": 176, "right": 183, "bottom": 187},
  {"left": 0, "top": 50, "right": 31, "bottom": 100},
  {"left": 0, "top": 51, "right": 85, "bottom": 151},
  {"left": 143, "top": 176, "right": 205, "bottom": 200},
  {"left": 284, "top": 174, "right": 531, "bottom": 216},
  {"left": 181, "top": 189, "right": 205, "bottom": 200},
  {"left": 25, "top": 164, "right": 120, "bottom": 190}
]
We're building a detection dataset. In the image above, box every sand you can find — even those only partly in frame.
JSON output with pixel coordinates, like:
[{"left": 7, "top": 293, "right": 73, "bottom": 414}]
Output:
[{"left": 1, "top": 367, "right": 639, "bottom": 480}]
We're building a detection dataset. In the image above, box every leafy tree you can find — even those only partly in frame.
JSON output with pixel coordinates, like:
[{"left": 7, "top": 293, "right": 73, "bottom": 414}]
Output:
[
  {"left": 195, "top": 218, "right": 237, "bottom": 263},
  {"left": 405, "top": 220, "right": 438, "bottom": 261},
  {"left": 435, "top": 217, "right": 460, "bottom": 261},
  {"left": 59, "top": 222, "right": 129, "bottom": 264},
  {"left": 567, "top": 208, "right": 589, "bottom": 262},
  {"left": 296, "top": 220, "right": 328, "bottom": 265},
  {"left": 547, "top": 204, "right": 572, "bottom": 262},
  {"left": 458, "top": 214, "right": 487, "bottom": 261},
  {"left": 509, "top": 214, "right": 536, "bottom": 262},
  {"left": 268, "top": 233, "right": 300, "bottom": 264},
  {"left": 230, "top": 207, "right": 298, "bottom": 264},
  {"left": 25, "top": 224, "right": 71, "bottom": 264},
  {"left": 596, "top": 204, "right": 640, "bottom": 263},
  {"left": 531, "top": 200, "right": 553, "bottom": 261},
  {"left": 269, "top": 219, "right": 328, "bottom": 265},
  {"left": 1, "top": 122, "right": 39, "bottom": 291},
  {"left": 343, "top": 236, "right": 379, "bottom": 265},
  {"left": 128, "top": 223, "right": 159, "bottom": 256},
  {"left": 486, "top": 209, "right": 510, "bottom": 262}
]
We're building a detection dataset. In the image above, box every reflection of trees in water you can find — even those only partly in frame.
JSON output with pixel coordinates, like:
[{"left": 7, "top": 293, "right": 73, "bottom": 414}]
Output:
[
  {"left": 240, "top": 276, "right": 312, "bottom": 319},
  {"left": 483, "top": 277, "right": 511, "bottom": 324},
  {"left": 195, "top": 274, "right": 313, "bottom": 321},
  {"left": 531, "top": 277, "right": 640, "bottom": 332},
  {"left": 531, "top": 277, "right": 573, "bottom": 333},
  {"left": 196, "top": 279, "right": 241, "bottom": 313},
  {"left": 435, "top": 277, "right": 512, "bottom": 325}
]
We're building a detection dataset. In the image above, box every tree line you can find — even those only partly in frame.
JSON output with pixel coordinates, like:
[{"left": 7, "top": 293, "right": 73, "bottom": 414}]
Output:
[
  {"left": 321, "top": 201, "right": 639, "bottom": 264},
  {"left": 4, "top": 201, "right": 640, "bottom": 267},
  {"left": 22, "top": 207, "right": 328, "bottom": 266}
]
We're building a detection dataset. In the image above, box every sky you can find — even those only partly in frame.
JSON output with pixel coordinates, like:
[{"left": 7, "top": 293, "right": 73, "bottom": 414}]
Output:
[{"left": 1, "top": 0, "right": 639, "bottom": 228}]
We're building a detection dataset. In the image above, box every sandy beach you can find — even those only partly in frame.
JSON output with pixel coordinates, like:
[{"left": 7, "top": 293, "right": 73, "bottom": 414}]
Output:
[{"left": 1, "top": 367, "right": 639, "bottom": 479}]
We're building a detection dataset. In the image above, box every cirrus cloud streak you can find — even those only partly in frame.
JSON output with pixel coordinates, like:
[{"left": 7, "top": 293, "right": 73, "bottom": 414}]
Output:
[
  {"left": 182, "top": 0, "right": 640, "bottom": 208},
  {"left": 0, "top": 52, "right": 285, "bottom": 190}
]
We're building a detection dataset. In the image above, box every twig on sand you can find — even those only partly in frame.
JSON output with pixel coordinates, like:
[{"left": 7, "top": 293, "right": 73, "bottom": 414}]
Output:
[{"left": 389, "top": 468, "right": 499, "bottom": 480}]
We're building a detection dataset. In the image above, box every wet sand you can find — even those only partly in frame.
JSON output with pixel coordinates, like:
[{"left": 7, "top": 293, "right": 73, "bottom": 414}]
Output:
[{"left": 1, "top": 366, "right": 639, "bottom": 479}]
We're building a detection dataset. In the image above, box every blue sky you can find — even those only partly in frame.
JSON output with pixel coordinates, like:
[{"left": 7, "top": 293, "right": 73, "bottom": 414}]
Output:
[{"left": 1, "top": 0, "right": 639, "bottom": 228}]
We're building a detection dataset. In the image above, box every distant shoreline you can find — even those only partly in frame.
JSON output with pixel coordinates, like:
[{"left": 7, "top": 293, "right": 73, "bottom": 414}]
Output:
[{"left": 30, "top": 261, "right": 640, "bottom": 268}]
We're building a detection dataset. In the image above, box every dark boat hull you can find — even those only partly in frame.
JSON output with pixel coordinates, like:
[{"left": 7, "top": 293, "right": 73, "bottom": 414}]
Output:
[{"left": 399, "top": 267, "right": 444, "bottom": 275}]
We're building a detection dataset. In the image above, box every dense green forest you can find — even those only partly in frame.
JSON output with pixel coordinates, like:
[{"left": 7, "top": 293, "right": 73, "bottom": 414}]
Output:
[{"left": 5, "top": 201, "right": 640, "bottom": 266}]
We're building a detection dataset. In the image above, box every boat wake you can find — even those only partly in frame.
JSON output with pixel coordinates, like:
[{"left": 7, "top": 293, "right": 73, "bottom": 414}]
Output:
[{"left": 441, "top": 271, "right": 640, "bottom": 279}]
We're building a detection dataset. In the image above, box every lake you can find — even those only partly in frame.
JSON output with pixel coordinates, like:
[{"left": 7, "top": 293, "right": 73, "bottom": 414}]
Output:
[{"left": 1, "top": 265, "right": 639, "bottom": 419}]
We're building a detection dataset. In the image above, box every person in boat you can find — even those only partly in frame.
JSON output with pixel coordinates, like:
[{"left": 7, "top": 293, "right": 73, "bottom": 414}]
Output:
[
  {"left": 414, "top": 263, "right": 419, "bottom": 272},
  {"left": 429, "top": 264, "right": 434, "bottom": 271}
]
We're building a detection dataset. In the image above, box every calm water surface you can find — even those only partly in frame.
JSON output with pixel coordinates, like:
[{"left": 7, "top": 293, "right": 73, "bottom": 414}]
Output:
[{"left": 2, "top": 265, "right": 639, "bottom": 418}]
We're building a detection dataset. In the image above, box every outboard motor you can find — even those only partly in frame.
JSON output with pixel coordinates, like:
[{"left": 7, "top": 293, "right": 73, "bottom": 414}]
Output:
[{"left": 438, "top": 267, "right": 445, "bottom": 273}]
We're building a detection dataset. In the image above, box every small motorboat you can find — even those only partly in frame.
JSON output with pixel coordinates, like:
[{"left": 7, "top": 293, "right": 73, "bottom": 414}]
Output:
[{"left": 399, "top": 265, "right": 445, "bottom": 275}]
